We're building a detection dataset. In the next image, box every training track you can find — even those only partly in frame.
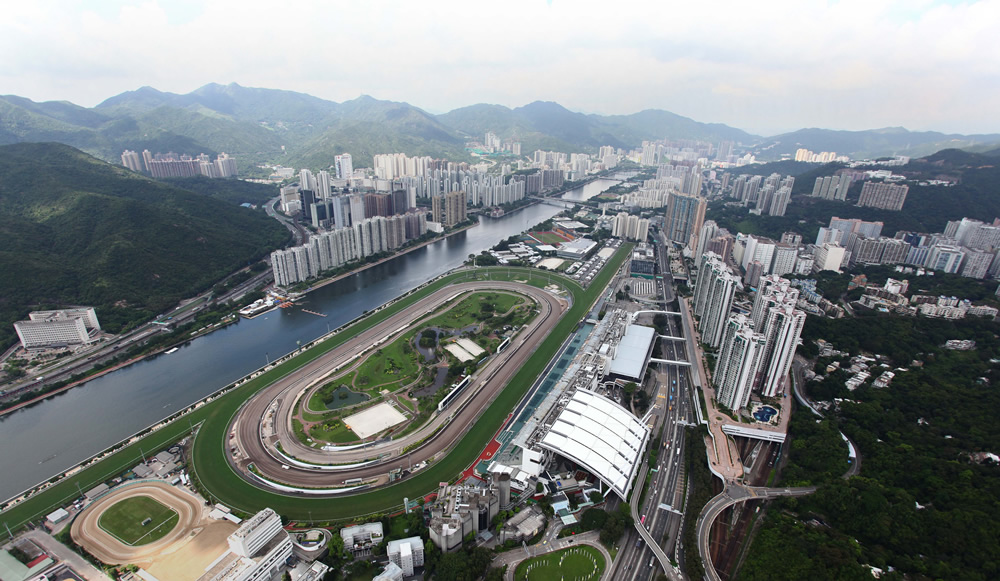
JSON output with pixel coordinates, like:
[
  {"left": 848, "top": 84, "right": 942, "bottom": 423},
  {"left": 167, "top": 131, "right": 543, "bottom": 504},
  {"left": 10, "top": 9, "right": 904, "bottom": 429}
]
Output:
[{"left": 70, "top": 481, "right": 203, "bottom": 565}]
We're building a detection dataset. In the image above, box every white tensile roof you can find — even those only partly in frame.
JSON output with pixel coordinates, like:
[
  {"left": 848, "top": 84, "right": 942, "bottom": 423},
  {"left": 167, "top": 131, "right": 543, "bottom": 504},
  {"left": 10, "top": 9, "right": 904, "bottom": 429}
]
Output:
[{"left": 538, "top": 389, "right": 649, "bottom": 499}]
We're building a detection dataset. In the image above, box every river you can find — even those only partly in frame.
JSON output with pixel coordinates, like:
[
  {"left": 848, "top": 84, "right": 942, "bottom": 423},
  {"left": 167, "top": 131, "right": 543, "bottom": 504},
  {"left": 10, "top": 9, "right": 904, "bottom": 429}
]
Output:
[{"left": 0, "top": 179, "right": 617, "bottom": 501}]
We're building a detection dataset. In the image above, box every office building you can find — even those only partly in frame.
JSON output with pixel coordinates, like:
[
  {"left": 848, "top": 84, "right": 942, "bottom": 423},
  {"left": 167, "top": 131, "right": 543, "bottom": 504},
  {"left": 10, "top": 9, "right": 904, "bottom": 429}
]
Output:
[
  {"left": 663, "top": 192, "right": 706, "bottom": 249},
  {"left": 925, "top": 244, "right": 965, "bottom": 273},
  {"left": 207, "top": 508, "right": 293, "bottom": 581},
  {"left": 693, "top": 252, "right": 740, "bottom": 348},
  {"left": 714, "top": 314, "right": 766, "bottom": 411},
  {"left": 14, "top": 308, "right": 101, "bottom": 349},
  {"left": 428, "top": 480, "right": 500, "bottom": 552},
  {"left": 857, "top": 181, "right": 909, "bottom": 211}
]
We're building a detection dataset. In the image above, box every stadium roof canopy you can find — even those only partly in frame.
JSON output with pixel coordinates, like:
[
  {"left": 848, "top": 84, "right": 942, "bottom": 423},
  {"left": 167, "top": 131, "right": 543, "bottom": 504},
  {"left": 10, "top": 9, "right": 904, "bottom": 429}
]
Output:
[
  {"left": 607, "top": 324, "right": 656, "bottom": 380},
  {"left": 538, "top": 389, "right": 649, "bottom": 499}
]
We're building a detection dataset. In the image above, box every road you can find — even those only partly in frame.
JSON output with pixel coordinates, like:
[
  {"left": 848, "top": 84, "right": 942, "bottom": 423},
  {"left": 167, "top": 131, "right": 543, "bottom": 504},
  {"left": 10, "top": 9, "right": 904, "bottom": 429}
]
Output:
[
  {"left": 17, "top": 529, "right": 108, "bottom": 581},
  {"left": 492, "top": 529, "right": 613, "bottom": 581},
  {"left": 610, "top": 239, "right": 697, "bottom": 581},
  {"left": 792, "top": 357, "right": 862, "bottom": 478},
  {"left": 230, "top": 280, "right": 567, "bottom": 491},
  {"left": 696, "top": 483, "right": 816, "bottom": 581}
]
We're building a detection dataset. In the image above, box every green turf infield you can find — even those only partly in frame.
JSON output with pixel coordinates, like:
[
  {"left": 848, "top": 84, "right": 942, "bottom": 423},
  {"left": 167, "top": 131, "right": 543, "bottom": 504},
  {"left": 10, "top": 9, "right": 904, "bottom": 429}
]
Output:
[
  {"left": 515, "top": 545, "right": 605, "bottom": 581},
  {"left": 97, "top": 496, "right": 178, "bottom": 546},
  {"left": 0, "top": 247, "right": 630, "bottom": 532}
]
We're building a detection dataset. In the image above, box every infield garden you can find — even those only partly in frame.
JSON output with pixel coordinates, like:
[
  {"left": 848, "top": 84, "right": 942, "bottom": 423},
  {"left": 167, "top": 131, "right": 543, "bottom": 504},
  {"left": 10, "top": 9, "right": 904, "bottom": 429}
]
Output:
[{"left": 0, "top": 245, "right": 630, "bottom": 531}]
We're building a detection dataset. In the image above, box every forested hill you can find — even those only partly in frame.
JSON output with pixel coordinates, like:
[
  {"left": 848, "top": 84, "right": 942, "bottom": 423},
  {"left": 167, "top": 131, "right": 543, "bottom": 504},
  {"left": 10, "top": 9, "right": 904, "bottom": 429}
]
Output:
[{"left": 0, "top": 142, "right": 289, "bottom": 349}]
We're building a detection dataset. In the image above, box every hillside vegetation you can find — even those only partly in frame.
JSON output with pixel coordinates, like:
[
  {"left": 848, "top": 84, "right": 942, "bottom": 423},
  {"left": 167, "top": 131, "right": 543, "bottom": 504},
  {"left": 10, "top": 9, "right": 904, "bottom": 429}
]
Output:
[
  {"left": 711, "top": 150, "right": 1000, "bottom": 243},
  {"left": 0, "top": 142, "right": 289, "bottom": 349}
]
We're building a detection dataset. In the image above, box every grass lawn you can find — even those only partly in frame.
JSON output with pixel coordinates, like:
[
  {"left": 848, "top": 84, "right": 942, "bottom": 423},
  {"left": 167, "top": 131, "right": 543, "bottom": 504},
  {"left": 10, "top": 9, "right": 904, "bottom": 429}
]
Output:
[
  {"left": 97, "top": 496, "right": 178, "bottom": 546},
  {"left": 353, "top": 334, "right": 422, "bottom": 391},
  {"left": 0, "top": 251, "right": 628, "bottom": 531},
  {"left": 515, "top": 545, "right": 605, "bottom": 581},
  {"left": 309, "top": 420, "right": 358, "bottom": 444},
  {"left": 424, "top": 292, "right": 526, "bottom": 330}
]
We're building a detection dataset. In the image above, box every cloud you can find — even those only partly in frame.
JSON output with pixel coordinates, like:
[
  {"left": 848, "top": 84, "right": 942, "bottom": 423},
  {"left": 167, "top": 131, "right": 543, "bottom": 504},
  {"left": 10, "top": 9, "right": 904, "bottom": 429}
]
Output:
[{"left": 0, "top": 0, "right": 997, "bottom": 135}]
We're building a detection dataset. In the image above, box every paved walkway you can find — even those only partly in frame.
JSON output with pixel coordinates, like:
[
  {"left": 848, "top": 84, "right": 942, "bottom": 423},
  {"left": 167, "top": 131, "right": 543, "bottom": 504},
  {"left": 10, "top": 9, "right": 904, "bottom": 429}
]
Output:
[
  {"left": 493, "top": 529, "right": 612, "bottom": 581},
  {"left": 18, "top": 529, "right": 108, "bottom": 581}
]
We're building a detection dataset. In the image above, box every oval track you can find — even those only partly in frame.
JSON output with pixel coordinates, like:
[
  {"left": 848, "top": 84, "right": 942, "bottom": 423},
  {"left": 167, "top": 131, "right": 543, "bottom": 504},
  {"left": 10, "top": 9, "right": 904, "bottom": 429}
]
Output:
[{"left": 230, "top": 281, "right": 566, "bottom": 494}]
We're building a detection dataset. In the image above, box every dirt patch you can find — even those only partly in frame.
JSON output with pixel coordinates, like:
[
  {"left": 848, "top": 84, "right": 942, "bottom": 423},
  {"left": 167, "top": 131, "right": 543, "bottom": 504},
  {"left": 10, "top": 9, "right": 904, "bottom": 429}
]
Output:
[{"left": 146, "top": 520, "right": 237, "bottom": 581}]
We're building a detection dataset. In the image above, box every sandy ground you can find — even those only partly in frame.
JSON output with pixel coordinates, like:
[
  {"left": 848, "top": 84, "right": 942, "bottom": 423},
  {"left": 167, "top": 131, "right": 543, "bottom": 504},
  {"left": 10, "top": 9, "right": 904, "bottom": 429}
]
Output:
[
  {"left": 146, "top": 520, "right": 236, "bottom": 581},
  {"left": 71, "top": 480, "right": 236, "bottom": 580}
]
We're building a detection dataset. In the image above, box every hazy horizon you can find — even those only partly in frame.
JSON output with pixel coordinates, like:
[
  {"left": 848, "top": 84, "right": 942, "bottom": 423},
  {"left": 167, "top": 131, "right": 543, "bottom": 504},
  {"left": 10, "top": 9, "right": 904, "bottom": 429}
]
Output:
[{"left": 2, "top": 0, "right": 998, "bottom": 136}]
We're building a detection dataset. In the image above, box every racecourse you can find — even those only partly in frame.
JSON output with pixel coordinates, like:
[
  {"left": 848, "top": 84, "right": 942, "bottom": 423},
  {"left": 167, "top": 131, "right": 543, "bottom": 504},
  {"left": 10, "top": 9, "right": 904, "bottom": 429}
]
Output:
[{"left": 0, "top": 250, "right": 628, "bottom": 532}]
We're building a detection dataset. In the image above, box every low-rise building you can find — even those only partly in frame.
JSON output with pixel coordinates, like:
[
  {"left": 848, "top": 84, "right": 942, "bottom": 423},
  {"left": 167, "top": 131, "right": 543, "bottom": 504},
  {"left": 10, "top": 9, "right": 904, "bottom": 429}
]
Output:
[{"left": 340, "top": 523, "right": 384, "bottom": 554}]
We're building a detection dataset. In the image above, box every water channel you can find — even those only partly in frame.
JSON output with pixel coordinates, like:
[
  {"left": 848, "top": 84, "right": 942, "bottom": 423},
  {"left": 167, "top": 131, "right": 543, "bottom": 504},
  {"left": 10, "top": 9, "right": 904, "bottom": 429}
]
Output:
[{"left": 0, "top": 179, "right": 618, "bottom": 501}]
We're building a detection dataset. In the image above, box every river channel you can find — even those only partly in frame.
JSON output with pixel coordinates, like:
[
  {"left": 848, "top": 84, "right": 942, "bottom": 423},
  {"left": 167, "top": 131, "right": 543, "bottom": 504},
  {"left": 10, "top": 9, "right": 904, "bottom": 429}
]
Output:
[{"left": 0, "top": 179, "right": 619, "bottom": 501}]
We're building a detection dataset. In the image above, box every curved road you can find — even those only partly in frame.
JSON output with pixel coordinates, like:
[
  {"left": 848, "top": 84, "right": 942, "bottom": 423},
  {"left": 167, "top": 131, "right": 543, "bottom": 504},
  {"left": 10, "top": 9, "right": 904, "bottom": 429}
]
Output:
[
  {"left": 695, "top": 359, "right": 863, "bottom": 581},
  {"left": 231, "top": 281, "right": 567, "bottom": 492},
  {"left": 696, "top": 484, "right": 817, "bottom": 581}
]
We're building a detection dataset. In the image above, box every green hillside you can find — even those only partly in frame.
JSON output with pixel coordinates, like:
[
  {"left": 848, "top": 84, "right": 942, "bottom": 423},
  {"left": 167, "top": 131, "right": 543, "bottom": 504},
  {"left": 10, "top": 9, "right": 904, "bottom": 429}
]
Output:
[
  {"left": 755, "top": 127, "right": 1000, "bottom": 161},
  {"left": 0, "top": 142, "right": 289, "bottom": 349}
]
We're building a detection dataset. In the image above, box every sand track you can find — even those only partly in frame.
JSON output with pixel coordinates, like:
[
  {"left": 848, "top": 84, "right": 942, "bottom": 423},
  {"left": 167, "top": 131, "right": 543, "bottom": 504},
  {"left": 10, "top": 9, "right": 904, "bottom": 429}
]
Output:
[{"left": 71, "top": 481, "right": 205, "bottom": 566}]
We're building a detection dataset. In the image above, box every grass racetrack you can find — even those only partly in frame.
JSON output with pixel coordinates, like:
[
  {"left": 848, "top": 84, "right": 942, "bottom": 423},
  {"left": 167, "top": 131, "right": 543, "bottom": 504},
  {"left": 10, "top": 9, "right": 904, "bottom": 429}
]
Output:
[
  {"left": 515, "top": 545, "right": 605, "bottom": 581},
  {"left": 98, "top": 496, "right": 178, "bottom": 546},
  {"left": 0, "top": 245, "right": 630, "bottom": 531}
]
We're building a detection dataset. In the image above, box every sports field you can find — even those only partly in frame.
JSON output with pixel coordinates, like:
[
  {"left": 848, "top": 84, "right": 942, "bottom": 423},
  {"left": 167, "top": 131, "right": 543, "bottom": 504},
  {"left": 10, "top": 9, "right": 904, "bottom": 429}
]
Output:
[
  {"left": 515, "top": 545, "right": 605, "bottom": 581},
  {"left": 97, "top": 496, "right": 179, "bottom": 546}
]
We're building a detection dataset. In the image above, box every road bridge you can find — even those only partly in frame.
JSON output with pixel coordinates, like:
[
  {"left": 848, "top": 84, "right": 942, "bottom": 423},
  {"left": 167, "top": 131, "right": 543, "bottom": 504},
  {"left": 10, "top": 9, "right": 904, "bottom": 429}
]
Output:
[
  {"left": 629, "top": 465, "right": 684, "bottom": 580},
  {"left": 696, "top": 484, "right": 816, "bottom": 581},
  {"left": 650, "top": 358, "right": 691, "bottom": 366}
]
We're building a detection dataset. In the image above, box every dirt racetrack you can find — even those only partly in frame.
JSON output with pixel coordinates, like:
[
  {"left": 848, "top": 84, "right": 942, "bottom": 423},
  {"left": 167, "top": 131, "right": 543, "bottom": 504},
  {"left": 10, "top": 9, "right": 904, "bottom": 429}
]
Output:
[{"left": 71, "top": 480, "right": 234, "bottom": 576}]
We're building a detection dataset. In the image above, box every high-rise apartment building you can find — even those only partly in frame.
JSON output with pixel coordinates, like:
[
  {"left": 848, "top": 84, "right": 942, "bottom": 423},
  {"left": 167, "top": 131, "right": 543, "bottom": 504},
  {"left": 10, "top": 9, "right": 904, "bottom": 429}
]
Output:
[
  {"left": 121, "top": 150, "right": 143, "bottom": 172},
  {"left": 713, "top": 314, "right": 766, "bottom": 411},
  {"left": 857, "top": 181, "right": 909, "bottom": 211},
  {"left": 335, "top": 153, "right": 353, "bottom": 180},
  {"left": 663, "top": 192, "right": 706, "bottom": 249},
  {"left": 756, "top": 302, "right": 806, "bottom": 397},
  {"left": 693, "top": 252, "right": 740, "bottom": 348},
  {"left": 431, "top": 190, "right": 467, "bottom": 227}
]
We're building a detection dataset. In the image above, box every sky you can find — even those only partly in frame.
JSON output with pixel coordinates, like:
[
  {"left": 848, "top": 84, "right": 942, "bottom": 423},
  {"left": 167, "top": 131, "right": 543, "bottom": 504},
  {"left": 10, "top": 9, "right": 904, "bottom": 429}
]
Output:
[{"left": 1, "top": 0, "right": 998, "bottom": 136}]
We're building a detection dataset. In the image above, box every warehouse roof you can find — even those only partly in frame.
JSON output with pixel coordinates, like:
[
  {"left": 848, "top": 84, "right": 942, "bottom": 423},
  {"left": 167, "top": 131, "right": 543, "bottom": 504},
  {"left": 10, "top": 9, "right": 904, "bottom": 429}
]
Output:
[{"left": 607, "top": 325, "right": 655, "bottom": 380}]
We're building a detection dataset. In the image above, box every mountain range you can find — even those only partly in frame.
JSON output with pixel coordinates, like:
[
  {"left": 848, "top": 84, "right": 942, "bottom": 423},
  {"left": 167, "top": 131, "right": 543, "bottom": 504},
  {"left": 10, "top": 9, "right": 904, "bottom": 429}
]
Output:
[
  {"left": 2, "top": 83, "right": 999, "bottom": 171},
  {"left": 0, "top": 142, "right": 288, "bottom": 350}
]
